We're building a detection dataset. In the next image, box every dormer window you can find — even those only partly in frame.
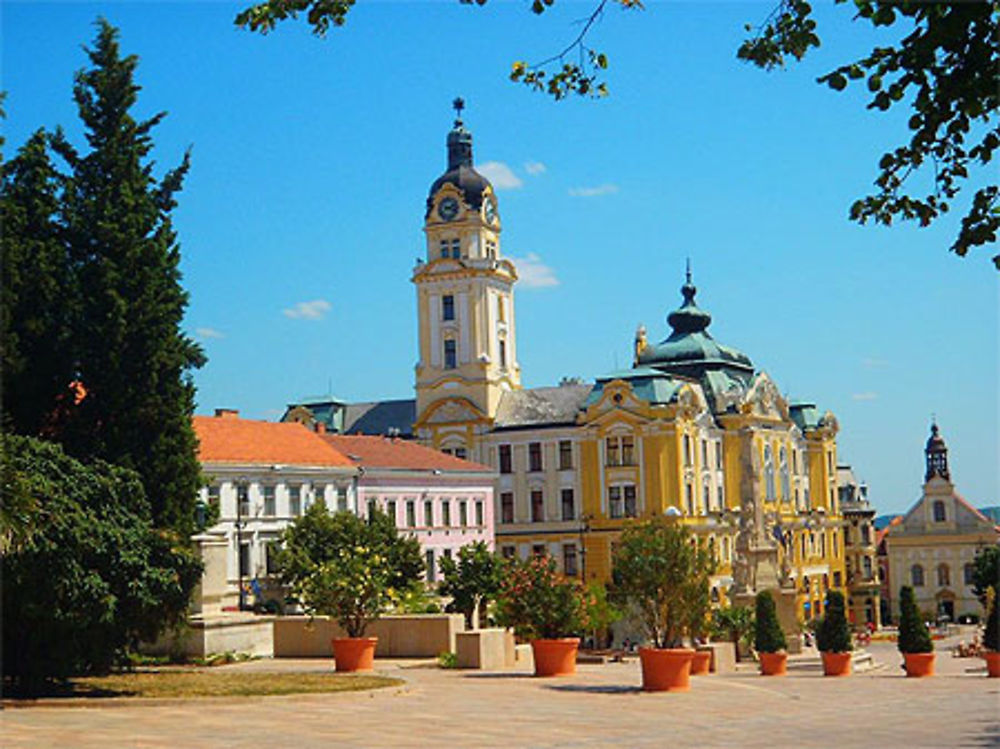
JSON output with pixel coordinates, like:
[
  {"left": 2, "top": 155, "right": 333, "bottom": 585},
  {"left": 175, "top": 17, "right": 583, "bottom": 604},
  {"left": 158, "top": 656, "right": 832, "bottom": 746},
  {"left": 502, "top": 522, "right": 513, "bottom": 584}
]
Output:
[
  {"left": 444, "top": 339, "right": 457, "bottom": 369},
  {"left": 486, "top": 239, "right": 497, "bottom": 258},
  {"left": 442, "top": 295, "right": 455, "bottom": 321},
  {"left": 450, "top": 238, "right": 461, "bottom": 258}
]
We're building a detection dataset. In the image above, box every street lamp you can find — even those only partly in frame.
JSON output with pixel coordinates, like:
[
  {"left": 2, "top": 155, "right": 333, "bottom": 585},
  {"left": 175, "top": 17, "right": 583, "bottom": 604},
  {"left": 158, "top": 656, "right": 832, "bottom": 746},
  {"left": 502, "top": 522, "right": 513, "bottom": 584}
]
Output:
[
  {"left": 236, "top": 476, "right": 248, "bottom": 611},
  {"left": 579, "top": 513, "right": 592, "bottom": 580}
]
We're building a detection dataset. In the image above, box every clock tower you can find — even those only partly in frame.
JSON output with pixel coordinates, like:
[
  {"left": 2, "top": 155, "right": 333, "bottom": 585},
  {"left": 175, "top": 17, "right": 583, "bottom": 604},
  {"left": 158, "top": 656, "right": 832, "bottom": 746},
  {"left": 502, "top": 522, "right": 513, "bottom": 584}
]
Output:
[{"left": 413, "top": 99, "right": 521, "bottom": 457}]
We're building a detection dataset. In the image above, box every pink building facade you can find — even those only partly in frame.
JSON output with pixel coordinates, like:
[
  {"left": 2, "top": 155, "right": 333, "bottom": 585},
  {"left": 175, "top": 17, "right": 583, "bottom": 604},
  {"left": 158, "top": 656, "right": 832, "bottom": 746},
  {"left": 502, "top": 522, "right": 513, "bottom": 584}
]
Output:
[{"left": 325, "top": 435, "right": 495, "bottom": 584}]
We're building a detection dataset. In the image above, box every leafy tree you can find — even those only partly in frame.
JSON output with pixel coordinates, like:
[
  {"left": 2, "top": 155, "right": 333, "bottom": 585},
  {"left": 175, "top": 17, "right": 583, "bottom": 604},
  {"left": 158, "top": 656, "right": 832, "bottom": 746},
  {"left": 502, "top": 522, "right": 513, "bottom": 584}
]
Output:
[
  {"left": 236, "top": 1, "right": 998, "bottom": 267},
  {"left": 39, "top": 19, "right": 206, "bottom": 536},
  {"left": 1, "top": 434, "right": 202, "bottom": 693},
  {"left": 971, "top": 546, "right": 999, "bottom": 606},
  {"left": 711, "top": 605, "right": 754, "bottom": 662},
  {"left": 278, "top": 504, "right": 424, "bottom": 637},
  {"left": 438, "top": 541, "right": 502, "bottom": 628},
  {"left": 611, "top": 517, "right": 715, "bottom": 649},
  {"left": 816, "top": 589, "right": 852, "bottom": 653},
  {"left": 583, "top": 581, "right": 622, "bottom": 646},
  {"left": 754, "top": 591, "right": 787, "bottom": 654},
  {"left": 739, "top": 1, "right": 998, "bottom": 267},
  {"left": 897, "top": 584, "right": 933, "bottom": 654},
  {"left": 495, "top": 555, "right": 588, "bottom": 640}
]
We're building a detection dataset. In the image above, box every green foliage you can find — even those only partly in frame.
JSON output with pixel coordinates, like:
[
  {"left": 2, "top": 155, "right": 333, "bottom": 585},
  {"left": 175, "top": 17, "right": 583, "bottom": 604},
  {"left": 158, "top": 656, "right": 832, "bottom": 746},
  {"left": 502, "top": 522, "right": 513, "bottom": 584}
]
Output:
[
  {"left": 438, "top": 541, "right": 502, "bottom": 628},
  {"left": 972, "top": 546, "right": 999, "bottom": 606},
  {"left": 2, "top": 19, "right": 206, "bottom": 536},
  {"left": 984, "top": 586, "right": 1000, "bottom": 653},
  {"left": 278, "top": 505, "right": 424, "bottom": 637},
  {"left": 1, "top": 434, "right": 202, "bottom": 691},
  {"left": 495, "top": 555, "right": 588, "bottom": 640},
  {"left": 611, "top": 516, "right": 715, "bottom": 649},
  {"left": 437, "top": 651, "right": 458, "bottom": 669},
  {"left": 583, "top": 581, "right": 622, "bottom": 640},
  {"left": 754, "top": 591, "right": 787, "bottom": 654},
  {"left": 0, "top": 129, "right": 76, "bottom": 443},
  {"left": 815, "top": 590, "right": 852, "bottom": 653},
  {"left": 897, "top": 585, "right": 933, "bottom": 654},
  {"left": 711, "top": 605, "right": 755, "bottom": 660},
  {"left": 740, "top": 1, "right": 999, "bottom": 267}
]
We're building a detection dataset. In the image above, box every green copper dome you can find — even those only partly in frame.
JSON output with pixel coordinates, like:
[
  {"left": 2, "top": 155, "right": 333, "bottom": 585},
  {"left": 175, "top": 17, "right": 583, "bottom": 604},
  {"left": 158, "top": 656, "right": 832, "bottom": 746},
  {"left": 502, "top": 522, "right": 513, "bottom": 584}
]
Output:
[{"left": 637, "top": 267, "right": 754, "bottom": 381}]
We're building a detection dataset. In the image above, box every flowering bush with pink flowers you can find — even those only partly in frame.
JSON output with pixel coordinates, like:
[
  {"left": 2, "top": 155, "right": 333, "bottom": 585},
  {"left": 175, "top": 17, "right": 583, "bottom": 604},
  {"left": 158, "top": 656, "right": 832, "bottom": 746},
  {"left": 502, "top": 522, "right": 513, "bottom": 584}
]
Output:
[{"left": 495, "top": 555, "right": 588, "bottom": 640}]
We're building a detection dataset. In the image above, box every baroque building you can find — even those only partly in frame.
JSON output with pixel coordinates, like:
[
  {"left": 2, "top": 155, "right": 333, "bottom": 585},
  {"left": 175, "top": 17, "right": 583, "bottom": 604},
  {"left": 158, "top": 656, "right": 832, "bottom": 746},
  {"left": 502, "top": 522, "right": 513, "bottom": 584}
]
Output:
[
  {"left": 286, "top": 103, "right": 848, "bottom": 620},
  {"left": 884, "top": 423, "right": 999, "bottom": 622},
  {"left": 838, "top": 464, "right": 881, "bottom": 628}
]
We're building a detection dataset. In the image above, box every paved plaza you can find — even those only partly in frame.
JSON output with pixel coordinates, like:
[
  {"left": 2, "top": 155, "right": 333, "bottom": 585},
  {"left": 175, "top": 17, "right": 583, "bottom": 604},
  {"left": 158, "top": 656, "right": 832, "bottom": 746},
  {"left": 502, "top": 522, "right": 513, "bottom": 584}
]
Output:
[{"left": 4, "top": 639, "right": 998, "bottom": 748}]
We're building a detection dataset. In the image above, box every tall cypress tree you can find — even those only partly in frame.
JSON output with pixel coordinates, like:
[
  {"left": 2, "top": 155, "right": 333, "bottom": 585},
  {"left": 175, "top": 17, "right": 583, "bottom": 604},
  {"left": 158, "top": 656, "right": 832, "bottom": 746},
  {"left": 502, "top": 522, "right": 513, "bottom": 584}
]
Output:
[
  {"left": 1, "top": 129, "right": 77, "bottom": 438},
  {"left": 52, "top": 19, "right": 205, "bottom": 536}
]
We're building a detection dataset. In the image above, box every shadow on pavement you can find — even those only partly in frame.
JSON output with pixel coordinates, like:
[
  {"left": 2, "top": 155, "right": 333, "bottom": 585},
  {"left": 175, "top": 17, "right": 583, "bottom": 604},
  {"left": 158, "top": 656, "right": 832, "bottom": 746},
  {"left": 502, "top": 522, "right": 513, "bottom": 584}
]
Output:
[{"left": 544, "top": 684, "right": 641, "bottom": 694}]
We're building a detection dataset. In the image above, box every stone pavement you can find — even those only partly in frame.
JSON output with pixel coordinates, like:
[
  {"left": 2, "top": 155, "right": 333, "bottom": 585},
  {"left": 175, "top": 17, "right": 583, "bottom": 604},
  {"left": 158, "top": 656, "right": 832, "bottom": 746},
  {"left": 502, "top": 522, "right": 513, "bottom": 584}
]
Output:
[{"left": 4, "top": 638, "right": 998, "bottom": 749}]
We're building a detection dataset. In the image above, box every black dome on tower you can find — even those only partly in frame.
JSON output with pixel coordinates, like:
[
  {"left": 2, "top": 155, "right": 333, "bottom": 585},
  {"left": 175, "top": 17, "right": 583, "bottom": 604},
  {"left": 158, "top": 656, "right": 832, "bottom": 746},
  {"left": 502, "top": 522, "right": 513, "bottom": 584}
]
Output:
[
  {"left": 425, "top": 98, "right": 492, "bottom": 218},
  {"left": 924, "top": 421, "right": 950, "bottom": 482}
]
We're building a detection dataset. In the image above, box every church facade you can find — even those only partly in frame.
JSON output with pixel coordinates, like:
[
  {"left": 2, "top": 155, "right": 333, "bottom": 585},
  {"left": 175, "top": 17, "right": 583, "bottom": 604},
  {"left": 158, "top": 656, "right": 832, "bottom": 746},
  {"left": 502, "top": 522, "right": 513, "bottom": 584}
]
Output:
[
  {"left": 885, "top": 424, "right": 999, "bottom": 622},
  {"left": 288, "top": 104, "right": 848, "bottom": 620}
]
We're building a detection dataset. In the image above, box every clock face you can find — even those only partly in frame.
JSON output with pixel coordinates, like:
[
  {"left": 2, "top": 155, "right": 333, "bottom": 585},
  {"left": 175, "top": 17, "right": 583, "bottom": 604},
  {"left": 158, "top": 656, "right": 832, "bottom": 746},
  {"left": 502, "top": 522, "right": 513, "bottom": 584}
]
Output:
[
  {"left": 438, "top": 197, "right": 459, "bottom": 221},
  {"left": 485, "top": 200, "right": 497, "bottom": 224}
]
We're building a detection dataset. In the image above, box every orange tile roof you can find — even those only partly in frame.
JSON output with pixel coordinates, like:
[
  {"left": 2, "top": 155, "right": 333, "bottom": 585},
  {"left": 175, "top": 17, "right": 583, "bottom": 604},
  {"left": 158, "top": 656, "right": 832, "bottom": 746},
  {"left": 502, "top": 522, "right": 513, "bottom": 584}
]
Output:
[
  {"left": 323, "top": 435, "right": 493, "bottom": 473},
  {"left": 194, "top": 415, "right": 354, "bottom": 467}
]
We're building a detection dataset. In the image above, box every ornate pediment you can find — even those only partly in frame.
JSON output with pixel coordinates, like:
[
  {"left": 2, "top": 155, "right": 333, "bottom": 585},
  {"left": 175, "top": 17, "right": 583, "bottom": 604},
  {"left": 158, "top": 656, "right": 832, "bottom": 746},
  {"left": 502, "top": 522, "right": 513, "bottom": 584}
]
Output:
[
  {"left": 417, "top": 397, "right": 486, "bottom": 426},
  {"left": 740, "top": 373, "right": 789, "bottom": 421}
]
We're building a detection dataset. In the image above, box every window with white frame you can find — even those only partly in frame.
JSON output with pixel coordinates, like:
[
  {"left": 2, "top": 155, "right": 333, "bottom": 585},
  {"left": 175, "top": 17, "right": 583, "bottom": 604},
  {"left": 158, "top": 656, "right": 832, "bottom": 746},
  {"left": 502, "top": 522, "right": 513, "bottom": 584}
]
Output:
[
  {"left": 288, "top": 484, "right": 301, "bottom": 516},
  {"left": 337, "top": 485, "right": 348, "bottom": 513},
  {"left": 262, "top": 485, "right": 276, "bottom": 516},
  {"left": 475, "top": 500, "right": 484, "bottom": 526}
]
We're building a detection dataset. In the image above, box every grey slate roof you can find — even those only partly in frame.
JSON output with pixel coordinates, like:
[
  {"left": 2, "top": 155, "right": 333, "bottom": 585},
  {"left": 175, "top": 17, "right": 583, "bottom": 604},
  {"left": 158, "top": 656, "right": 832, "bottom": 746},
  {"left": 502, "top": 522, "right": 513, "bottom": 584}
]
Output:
[
  {"left": 344, "top": 399, "right": 416, "bottom": 437},
  {"left": 493, "top": 385, "right": 593, "bottom": 429}
]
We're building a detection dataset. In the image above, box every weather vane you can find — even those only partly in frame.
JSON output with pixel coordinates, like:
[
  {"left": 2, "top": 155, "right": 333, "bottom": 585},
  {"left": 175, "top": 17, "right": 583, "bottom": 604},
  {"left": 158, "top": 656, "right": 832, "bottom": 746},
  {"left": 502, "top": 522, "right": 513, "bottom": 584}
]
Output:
[{"left": 452, "top": 97, "right": 465, "bottom": 124}]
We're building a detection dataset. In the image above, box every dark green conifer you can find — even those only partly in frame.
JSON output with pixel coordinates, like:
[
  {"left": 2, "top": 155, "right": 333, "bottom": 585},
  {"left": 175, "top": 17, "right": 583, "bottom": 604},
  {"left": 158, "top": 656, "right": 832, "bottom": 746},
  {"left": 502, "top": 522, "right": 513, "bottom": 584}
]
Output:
[
  {"left": 816, "top": 589, "right": 853, "bottom": 653},
  {"left": 897, "top": 585, "right": 933, "bottom": 654},
  {"left": 754, "top": 590, "right": 787, "bottom": 653},
  {"left": 52, "top": 19, "right": 205, "bottom": 535}
]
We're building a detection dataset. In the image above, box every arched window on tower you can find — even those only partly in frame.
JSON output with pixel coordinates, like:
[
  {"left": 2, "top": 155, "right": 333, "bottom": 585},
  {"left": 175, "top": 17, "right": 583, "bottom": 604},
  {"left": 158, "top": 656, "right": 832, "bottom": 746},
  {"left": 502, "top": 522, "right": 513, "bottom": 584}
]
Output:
[
  {"left": 764, "top": 445, "right": 775, "bottom": 500},
  {"left": 780, "top": 447, "right": 790, "bottom": 502},
  {"left": 444, "top": 339, "right": 457, "bottom": 369}
]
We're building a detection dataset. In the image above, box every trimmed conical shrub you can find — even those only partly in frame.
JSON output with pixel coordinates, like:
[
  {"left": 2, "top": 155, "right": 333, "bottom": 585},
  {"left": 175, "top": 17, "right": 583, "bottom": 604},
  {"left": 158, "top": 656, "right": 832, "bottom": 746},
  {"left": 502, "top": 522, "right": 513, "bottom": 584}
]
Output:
[
  {"left": 817, "top": 590, "right": 853, "bottom": 653},
  {"left": 755, "top": 590, "right": 787, "bottom": 653},
  {"left": 897, "top": 585, "right": 933, "bottom": 654}
]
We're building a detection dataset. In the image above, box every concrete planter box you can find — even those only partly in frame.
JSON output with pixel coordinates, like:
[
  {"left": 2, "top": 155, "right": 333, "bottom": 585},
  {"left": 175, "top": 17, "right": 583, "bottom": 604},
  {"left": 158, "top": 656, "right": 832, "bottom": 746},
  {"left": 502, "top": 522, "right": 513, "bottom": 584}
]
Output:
[{"left": 273, "top": 614, "right": 465, "bottom": 658}]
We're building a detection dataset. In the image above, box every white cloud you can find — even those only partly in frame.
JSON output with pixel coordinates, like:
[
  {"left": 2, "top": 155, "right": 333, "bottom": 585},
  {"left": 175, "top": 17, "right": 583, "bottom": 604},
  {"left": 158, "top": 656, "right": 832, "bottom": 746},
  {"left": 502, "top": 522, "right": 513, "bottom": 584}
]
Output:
[
  {"left": 476, "top": 161, "right": 523, "bottom": 189},
  {"left": 852, "top": 392, "right": 879, "bottom": 401},
  {"left": 524, "top": 161, "right": 547, "bottom": 176},
  {"left": 508, "top": 252, "right": 559, "bottom": 289},
  {"left": 195, "top": 327, "right": 224, "bottom": 340},
  {"left": 568, "top": 183, "right": 619, "bottom": 197},
  {"left": 861, "top": 357, "right": 888, "bottom": 369},
  {"left": 283, "top": 299, "right": 332, "bottom": 320}
]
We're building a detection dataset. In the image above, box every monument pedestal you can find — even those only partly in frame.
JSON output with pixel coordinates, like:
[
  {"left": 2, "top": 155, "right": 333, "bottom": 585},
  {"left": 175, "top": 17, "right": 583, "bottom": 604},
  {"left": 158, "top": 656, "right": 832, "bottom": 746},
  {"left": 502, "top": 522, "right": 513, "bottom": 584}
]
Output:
[{"left": 735, "top": 586, "right": 801, "bottom": 654}]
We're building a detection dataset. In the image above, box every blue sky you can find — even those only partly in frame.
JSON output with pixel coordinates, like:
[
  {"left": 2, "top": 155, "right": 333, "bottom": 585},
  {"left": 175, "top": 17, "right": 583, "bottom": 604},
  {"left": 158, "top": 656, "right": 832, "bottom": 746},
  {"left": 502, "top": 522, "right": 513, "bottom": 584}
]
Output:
[{"left": 4, "top": 1, "right": 997, "bottom": 515}]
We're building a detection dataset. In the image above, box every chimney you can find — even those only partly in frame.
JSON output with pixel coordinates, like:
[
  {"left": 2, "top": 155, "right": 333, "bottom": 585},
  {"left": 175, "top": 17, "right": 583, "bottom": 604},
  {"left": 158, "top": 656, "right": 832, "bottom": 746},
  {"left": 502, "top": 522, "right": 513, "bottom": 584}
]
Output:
[
  {"left": 215, "top": 408, "right": 239, "bottom": 419},
  {"left": 315, "top": 422, "right": 326, "bottom": 434}
]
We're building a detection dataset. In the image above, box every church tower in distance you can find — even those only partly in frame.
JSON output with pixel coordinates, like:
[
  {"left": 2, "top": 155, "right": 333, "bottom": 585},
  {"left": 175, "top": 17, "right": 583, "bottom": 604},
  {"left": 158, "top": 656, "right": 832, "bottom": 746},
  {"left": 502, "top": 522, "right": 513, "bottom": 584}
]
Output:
[{"left": 413, "top": 99, "right": 521, "bottom": 457}]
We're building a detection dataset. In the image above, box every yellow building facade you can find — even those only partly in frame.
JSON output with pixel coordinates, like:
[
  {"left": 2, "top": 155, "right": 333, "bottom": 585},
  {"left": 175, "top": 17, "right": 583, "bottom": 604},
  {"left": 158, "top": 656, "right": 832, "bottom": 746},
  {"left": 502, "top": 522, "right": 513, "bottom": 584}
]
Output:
[{"left": 412, "top": 104, "right": 846, "bottom": 620}]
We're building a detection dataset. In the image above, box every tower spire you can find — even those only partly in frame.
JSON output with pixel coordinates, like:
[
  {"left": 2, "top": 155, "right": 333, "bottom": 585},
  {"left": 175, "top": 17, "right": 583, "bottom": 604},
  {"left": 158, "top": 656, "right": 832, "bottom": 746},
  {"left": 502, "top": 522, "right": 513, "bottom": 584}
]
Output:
[
  {"left": 447, "top": 97, "right": 473, "bottom": 170},
  {"left": 925, "top": 419, "right": 950, "bottom": 482}
]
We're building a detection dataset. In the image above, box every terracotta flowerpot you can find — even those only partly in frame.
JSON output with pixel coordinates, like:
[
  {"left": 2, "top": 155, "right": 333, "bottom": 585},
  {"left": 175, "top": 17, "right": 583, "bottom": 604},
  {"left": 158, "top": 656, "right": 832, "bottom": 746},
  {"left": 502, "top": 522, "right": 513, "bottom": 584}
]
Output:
[
  {"left": 983, "top": 651, "right": 1000, "bottom": 678},
  {"left": 821, "top": 651, "right": 852, "bottom": 677},
  {"left": 759, "top": 651, "right": 787, "bottom": 676},
  {"left": 691, "top": 649, "right": 712, "bottom": 675},
  {"left": 639, "top": 648, "right": 695, "bottom": 692},
  {"left": 903, "top": 652, "right": 935, "bottom": 677},
  {"left": 332, "top": 637, "right": 378, "bottom": 672},
  {"left": 531, "top": 638, "right": 579, "bottom": 677}
]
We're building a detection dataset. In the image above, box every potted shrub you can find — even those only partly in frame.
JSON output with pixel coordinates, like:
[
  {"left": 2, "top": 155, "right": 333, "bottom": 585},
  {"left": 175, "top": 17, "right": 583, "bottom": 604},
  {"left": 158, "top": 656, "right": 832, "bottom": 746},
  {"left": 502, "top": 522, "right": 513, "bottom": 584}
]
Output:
[
  {"left": 711, "top": 605, "right": 754, "bottom": 663},
  {"left": 816, "top": 590, "right": 852, "bottom": 676},
  {"left": 684, "top": 574, "right": 713, "bottom": 675},
  {"left": 897, "top": 585, "right": 935, "bottom": 677},
  {"left": 281, "top": 505, "right": 424, "bottom": 672},
  {"left": 611, "top": 517, "right": 715, "bottom": 692},
  {"left": 983, "top": 585, "right": 1000, "bottom": 678},
  {"left": 495, "top": 555, "right": 588, "bottom": 676},
  {"left": 755, "top": 591, "right": 788, "bottom": 676}
]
